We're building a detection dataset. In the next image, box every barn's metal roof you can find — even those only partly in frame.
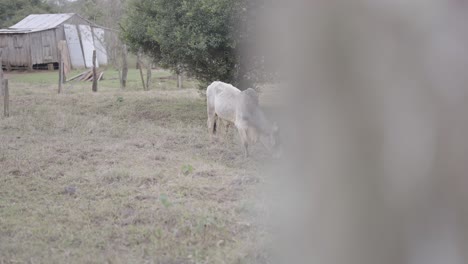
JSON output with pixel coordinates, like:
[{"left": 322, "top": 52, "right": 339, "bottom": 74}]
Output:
[
  {"left": 0, "top": 13, "right": 113, "bottom": 35},
  {"left": 10, "top": 13, "right": 74, "bottom": 30},
  {"left": 0, "top": 13, "right": 75, "bottom": 34}
]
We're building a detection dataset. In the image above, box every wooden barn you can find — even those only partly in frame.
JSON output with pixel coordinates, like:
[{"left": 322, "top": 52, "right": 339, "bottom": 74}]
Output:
[{"left": 0, "top": 13, "right": 109, "bottom": 71}]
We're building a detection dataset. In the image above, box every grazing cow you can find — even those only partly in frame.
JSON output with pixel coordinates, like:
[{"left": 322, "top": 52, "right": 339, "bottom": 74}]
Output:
[{"left": 206, "top": 81, "right": 279, "bottom": 157}]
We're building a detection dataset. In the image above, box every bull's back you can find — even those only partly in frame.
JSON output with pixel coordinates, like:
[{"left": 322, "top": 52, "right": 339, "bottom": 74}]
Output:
[{"left": 207, "top": 81, "right": 241, "bottom": 123}]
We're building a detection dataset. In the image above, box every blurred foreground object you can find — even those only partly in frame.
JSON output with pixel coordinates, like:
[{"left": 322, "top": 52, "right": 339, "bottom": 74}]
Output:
[{"left": 259, "top": 1, "right": 468, "bottom": 263}]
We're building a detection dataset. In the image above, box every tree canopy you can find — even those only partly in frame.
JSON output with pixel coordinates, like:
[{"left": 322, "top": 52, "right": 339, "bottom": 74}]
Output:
[
  {"left": 0, "top": 0, "right": 266, "bottom": 89},
  {"left": 122, "top": 0, "right": 258, "bottom": 89},
  {"left": 0, "top": 0, "right": 125, "bottom": 29},
  {"left": 0, "top": 0, "right": 55, "bottom": 28},
  {"left": 49, "top": 0, "right": 127, "bottom": 29}
]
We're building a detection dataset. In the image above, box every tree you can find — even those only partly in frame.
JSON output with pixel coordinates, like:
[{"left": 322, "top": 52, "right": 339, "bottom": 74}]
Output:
[
  {"left": 47, "top": 0, "right": 127, "bottom": 29},
  {"left": 0, "top": 0, "right": 55, "bottom": 28},
  {"left": 122, "top": 0, "right": 260, "bottom": 89}
]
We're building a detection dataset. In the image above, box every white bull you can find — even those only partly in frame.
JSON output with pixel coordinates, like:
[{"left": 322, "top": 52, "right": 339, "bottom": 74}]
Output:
[{"left": 206, "top": 81, "right": 279, "bottom": 157}]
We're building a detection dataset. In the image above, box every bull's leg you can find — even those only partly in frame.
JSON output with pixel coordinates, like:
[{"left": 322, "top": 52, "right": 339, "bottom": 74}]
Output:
[
  {"left": 225, "top": 121, "right": 230, "bottom": 136},
  {"left": 207, "top": 101, "right": 217, "bottom": 135},
  {"left": 244, "top": 142, "right": 249, "bottom": 158},
  {"left": 237, "top": 128, "right": 249, "bottom": 158},
  {"left": 222, "top": 121, "right": 232, "bottom": 143},
  {"left": 207, "top": 116, "right": 219, "bottom": 143},
  {"left": 207, "top": 112, "right": 217, "bottom": 137}
]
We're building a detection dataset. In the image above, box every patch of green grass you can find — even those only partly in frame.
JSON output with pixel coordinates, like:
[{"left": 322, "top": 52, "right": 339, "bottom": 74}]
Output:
[
  {"left": 7, "top": 70, "right": 59, "bottom": 85},
  {"left": 181, "top": 164, "right": 194, "bottom": 175},
  {"left": 6, "top": 68, "right": 198, "bottom": 92},
  {"left": 159, "top": 194, "right": 172, "bottom": 208}
]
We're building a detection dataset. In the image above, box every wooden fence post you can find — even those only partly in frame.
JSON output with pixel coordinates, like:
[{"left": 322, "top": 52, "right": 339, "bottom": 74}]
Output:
[
  {"left": 58, "top": 51, "right": 63, "bottom": 94},
  {"left": 92, "top": 50, "right": 97, "bottom": 92},
  {"left": 0, "top": 50, "right": 3, "bottom": 96},
  {"left": 121, "top": 44, "right": 128, "bottom": 89},
  {"left": 177, "top": 73, "right": 183, "bottom": 89},
  {"left": 4, "top": 79, "right": 9, "bottom": 117},
  {"left": 176, "top": 65, "right": 183, "bottom": 89}
]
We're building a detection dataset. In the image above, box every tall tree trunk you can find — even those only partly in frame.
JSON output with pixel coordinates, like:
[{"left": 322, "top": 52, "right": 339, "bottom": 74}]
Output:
[{"left": 137, "top": 51, "right": 146, "bottom": 90}]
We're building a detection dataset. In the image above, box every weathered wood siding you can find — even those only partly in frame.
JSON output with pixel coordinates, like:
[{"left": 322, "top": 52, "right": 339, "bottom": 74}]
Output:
[
  {"left": 55, "top": 25, "right": 65, "bottom": 44},
  {"left": 0, "top": 34, "right": 30, "bottom": 67},
  {"left": 30, "top": 33, "right": 42, "bottom": 65},
  {"left": 0, "top": 14, "right": 103, "bottom": 69},
  {"left": 0, "top": 30, "right": 59, "bottom": 68},
  {"left": 40, "top": 30, "right": 58, "bottom": 63},
  {"left": 0, "top": 35, "right": 8, "bottom": 66}
]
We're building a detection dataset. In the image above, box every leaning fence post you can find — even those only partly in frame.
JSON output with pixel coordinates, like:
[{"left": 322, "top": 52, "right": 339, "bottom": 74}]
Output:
[
  {"left": 92, "top": 50, "right": 97, "bottom": 92},
  {"left": 177, "top": 73, "right": 183, "bottom": 89},
  {"left": 58, "top": 51, "right": 63, "bottom": 94},
  {"left": 121, "top": 44, "right": 128, "bottom": 89},
  {"left": 4, "top": 79, "right": 9, "bottom": 117}
]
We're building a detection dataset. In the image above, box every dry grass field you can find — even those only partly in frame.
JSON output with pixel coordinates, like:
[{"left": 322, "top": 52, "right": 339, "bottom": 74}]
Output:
[{"left": 0, "top": 69, "right": 276, "bottom": 263}]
